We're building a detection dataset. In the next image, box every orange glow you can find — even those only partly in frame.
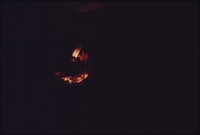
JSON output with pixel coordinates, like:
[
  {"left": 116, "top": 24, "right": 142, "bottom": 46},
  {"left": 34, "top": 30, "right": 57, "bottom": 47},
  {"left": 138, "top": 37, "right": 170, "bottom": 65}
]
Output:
[
  {"left": 72, "top": 46, "right": 81, "bottom": 59},
  {"left": 71, "top": 46, "right": 88, "bottom": 62},
  {"left": 55, "top": 45, "right": 90, "bottom": 85},
  {"left": 60, "top": 72, "right": 89, "bottom": 84}
]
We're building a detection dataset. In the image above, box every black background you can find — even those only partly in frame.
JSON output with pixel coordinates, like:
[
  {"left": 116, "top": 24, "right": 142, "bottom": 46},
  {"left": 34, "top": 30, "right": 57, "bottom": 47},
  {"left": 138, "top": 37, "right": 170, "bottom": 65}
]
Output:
[{"left": 1, "top": 1, "right": 199, "bottom": 133}]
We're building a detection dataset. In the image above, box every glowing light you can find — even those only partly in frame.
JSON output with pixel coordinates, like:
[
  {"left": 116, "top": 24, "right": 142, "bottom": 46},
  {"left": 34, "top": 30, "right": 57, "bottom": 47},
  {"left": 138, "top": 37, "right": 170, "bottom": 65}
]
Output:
[
  {"left": 60, "top": 72, "right": 89, "bottom": 84},
  {"left": 55, "top": 45, "right": 90, "bottom": 85},
  {"left": 72, "top": 46, "right": 81, "bottom": 59}
]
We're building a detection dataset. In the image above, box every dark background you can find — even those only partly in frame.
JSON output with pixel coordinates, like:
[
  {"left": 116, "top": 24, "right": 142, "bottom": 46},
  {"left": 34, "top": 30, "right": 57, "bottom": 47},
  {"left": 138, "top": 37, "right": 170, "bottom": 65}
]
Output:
[{"left": 1, "top": 1, "right": 199, "bottom": 133}]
